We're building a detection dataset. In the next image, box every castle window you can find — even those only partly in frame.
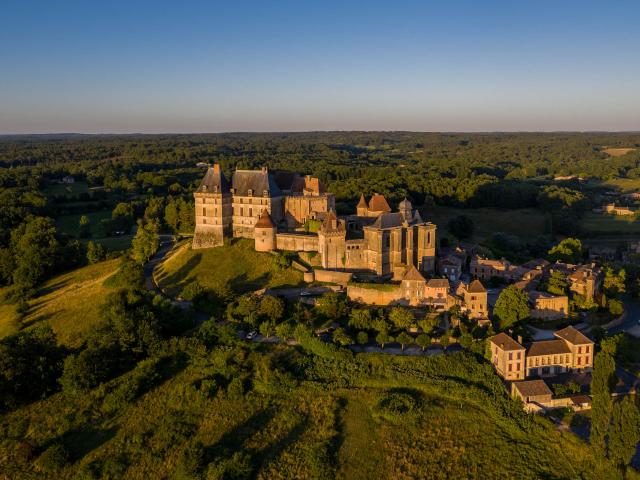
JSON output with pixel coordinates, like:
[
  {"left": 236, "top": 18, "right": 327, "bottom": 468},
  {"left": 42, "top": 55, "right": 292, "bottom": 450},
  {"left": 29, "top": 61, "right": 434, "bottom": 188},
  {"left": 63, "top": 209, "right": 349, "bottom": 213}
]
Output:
[
  {"left": 240, "top": 207, "right": 244, "bottom": 216},
  {"left": 202, "top": 207, "right": 206, "bottom": 216},
  {"left": 249, "top": 208, "right": 253, "bottom": 217},
  {"left": 427, "top": 232, "right": 431, "bottom": 244},
  {"left": 585, "top": 346, "right": 590, "bottom": 353},
  {"left": 577, "top": 346, "right": 582, "bottom": 354},
  {"left": 386, "top": 236, "right": 390, "bottom": 248}
]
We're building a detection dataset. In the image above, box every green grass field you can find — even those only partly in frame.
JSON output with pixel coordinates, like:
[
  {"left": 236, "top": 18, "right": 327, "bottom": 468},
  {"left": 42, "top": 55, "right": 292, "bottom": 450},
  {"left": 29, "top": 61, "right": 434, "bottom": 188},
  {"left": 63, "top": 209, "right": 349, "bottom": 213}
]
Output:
[
  {"left": 55, "top": 210, "right": 134, "bottom": 251},
  {"left": 155, "top": 239, "right": 304, "bottom": 298},
  {"left": 580, "top": 212, "right": 640, "bottom": 235},
  {"left": 44, "top": 181, "right": 89, "bottom": 198},
  {"left": 600, "top": 177, "right": 640, "bottom": 193},
  {"left": 0, "top": 259, "right": 121, "bottom": 347},
  {"left": 423, "top": 206, "right": 549, "bottom": 242}
]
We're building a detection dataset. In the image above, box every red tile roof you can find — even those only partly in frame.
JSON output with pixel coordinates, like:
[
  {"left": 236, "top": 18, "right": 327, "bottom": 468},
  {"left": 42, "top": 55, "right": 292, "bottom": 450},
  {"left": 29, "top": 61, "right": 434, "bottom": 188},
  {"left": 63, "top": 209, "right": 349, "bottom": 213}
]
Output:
[
  {"left": 368, "top": 194, "right": 391, "bottom": 213},
  {"left": 255, "top": 210, "right": 276, "bottom": 228}
]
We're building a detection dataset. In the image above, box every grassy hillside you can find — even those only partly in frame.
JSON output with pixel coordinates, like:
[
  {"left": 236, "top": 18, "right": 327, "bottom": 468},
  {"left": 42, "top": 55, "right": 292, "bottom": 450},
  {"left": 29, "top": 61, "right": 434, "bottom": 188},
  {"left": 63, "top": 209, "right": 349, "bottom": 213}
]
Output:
[
  {"left": 0, "top": 259, "right": 120, "bottom": 347},
  {"left": 155, "top": 239, "right": 304, "bottom": 298},
  {"left": 0, "top": 345, "right": 621, "bottom": 479}
]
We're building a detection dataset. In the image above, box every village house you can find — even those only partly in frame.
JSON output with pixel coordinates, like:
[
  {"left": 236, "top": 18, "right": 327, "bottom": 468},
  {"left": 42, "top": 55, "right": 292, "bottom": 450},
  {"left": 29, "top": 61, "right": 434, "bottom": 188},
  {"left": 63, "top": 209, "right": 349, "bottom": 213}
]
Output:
[
  {"left": 490, "top": 326, "right": 594, "bottom": 381},
  {"left": 470, "top": 256, "right": 511, "bottom": 281},
  {"left": 455, "top": 279, "right": 488, "bottom": 320},
  {"left": 603, "top": 203, "right": 635, "bottom": 216}
]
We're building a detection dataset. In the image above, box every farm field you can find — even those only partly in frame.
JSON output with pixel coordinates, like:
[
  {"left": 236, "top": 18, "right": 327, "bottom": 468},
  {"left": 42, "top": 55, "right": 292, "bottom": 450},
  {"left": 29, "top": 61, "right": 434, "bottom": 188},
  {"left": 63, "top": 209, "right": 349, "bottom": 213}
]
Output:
[
  {"left": 0, "top": 259, "right": 120, "bottom": 347},
  {"left": 43, "top": 181, "right": 90, "bottom": 197},
  {"left": 580, "top": 212, "right": 640, "bottom": 235},
  {"left": 55, "top": 210, "right": 134, "bottom": 251},
  {"left": 602, "top": 147, "right": 636, "bottom": 157},
  {"left": 155, "top": 238, "right": 304, "bottom": 298},
  {"left": 423, "top": 206, "right": 549, "bottom": 242}
]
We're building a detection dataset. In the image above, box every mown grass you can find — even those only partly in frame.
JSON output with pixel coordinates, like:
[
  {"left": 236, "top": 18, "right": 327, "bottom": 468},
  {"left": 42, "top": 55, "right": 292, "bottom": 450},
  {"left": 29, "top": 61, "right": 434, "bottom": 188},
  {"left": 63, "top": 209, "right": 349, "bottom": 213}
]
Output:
[
  {"left": 55, "top": 210, "right": 134, "bottom": 252},
  {"left": 155, "top": 238, "right": 304, "bottom": 297},
  {"left": 0, "top": 259, "right": 120, "bottom": 347},
  {"left": 422, "top": 206, "right": 549, "bottom": 242},
  {"left": 580, "top": 212, "right": 640, "bottom": 234}
]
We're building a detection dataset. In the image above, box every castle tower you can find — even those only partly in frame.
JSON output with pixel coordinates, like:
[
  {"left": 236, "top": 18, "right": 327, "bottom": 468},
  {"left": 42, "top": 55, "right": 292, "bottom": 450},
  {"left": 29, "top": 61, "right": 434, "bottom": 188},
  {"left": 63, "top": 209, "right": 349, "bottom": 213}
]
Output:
[
  {"left": 399, "top": 198, "right": 412, "bottom": 221},
  {"left": 416, "top": 222, "right": 437, "bottom": 273},
  {"left": 193, "top": 164, "right": 232, "bottom": 249},
  {"left": 356, "top": 194, "right": 368, "bottom": 216},
  {"left": 318, "top": 210, "right": 346, "bottom": 269},
  {"left": 254, "top": 209, "right": 277, "bottom": 252}
]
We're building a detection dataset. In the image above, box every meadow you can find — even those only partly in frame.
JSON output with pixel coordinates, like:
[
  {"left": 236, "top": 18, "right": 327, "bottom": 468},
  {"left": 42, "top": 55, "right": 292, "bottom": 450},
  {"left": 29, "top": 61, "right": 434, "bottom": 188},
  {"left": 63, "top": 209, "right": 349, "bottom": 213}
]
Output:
[
  {"left": 0, "top": 259, "right": 120, "bottom": 347},
  {"left": 155, "top": 238, "right": 304, "bottom": 298}
]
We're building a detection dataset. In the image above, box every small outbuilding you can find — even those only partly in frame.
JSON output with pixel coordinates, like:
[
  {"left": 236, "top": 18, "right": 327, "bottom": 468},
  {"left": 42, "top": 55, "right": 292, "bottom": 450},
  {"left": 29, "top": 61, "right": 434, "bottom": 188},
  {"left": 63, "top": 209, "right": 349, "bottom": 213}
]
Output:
[{"left": 511, "top": 379, "right": 553, "bottom": 404}]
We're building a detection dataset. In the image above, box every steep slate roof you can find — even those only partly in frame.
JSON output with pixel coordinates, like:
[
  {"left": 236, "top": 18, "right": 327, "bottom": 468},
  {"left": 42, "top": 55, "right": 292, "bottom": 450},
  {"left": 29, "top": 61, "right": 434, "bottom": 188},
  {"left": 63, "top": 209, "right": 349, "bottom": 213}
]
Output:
[
  {"left": 370, "top": 212, "right": 405, "bottom": 229},
  {"left": 402, "top": 264, "right": 426, "bottom": 282},
  {"left": 321, "top": 210, "right": 345, "bottom": 233},
  {"left": 426, "top": 278, "right": 449, "bottom": 289},
  {"left": 526, "top": 339, "right": 571, "bottom": 357},
  {"left": 272, "top": 170, "right": 298, "bottom": 191},
  {"left": 196, "top": 164, "right": 230, "bottom": 193},
  {"left": 491, "top": 332, "right": 524, "bottom": 351},
  {"left": 255, "top": 210, "right": 275, "bottom": 228},
  {"left": 399, "top": 198, "right": 412, "bottom": 210},
  {"left": 468, "top": 279, "right": 487, "bottom": 293},
  {"left": 357, "top": 194, "right": 368, "bottom": 208},
  {"left": 232, "top": 169, "right": 282, "bottom": 197},
  {"left": 514, "top": 379, "right": 552, "bottom": 398},
  {"left": 554, "top": 326, "right": 593, "bottom": 345},
  {"left": 368, "top": 194, "right": 392, "bottom": 213}
]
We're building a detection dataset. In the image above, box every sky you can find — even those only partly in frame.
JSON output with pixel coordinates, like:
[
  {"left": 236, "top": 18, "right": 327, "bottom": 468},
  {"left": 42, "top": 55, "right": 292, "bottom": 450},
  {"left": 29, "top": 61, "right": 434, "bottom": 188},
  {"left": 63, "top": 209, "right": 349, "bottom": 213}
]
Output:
[{"left": 1, "top": 0, "right": 640, "bottom": 133}]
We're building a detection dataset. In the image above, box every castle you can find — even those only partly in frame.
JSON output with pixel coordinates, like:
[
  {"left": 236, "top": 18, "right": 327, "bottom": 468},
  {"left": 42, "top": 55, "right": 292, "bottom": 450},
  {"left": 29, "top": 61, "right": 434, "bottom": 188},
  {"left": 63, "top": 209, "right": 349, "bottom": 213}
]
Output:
[{"left": 193, "top": 164, "right": 436, "bottom": 278}]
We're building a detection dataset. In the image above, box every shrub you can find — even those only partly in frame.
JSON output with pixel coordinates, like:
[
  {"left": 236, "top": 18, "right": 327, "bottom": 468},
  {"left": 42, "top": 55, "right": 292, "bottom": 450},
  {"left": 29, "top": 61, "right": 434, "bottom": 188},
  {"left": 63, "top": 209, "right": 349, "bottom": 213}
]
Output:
[
  {"left": 174, "top": 441, "right": 205, "bottom": 480},
  {"left": 37, "top": 443, "right": 69, "bottom": 472},
  {"left": 356, "top": 331, "right": 369, "bottom": 345}
]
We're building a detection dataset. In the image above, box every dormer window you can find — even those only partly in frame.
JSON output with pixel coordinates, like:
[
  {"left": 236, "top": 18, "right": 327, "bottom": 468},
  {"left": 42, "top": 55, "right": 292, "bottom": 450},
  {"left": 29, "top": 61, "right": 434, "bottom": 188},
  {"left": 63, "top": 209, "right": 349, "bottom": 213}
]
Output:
[
  {"left": 248, "top": 189, "right": 253, "bottom": 197},
  {"left": 213, "top": 185, "right": 218, "bottom": 193},
  {"left": 230, "top": 188, "right": 235, "bottom": 194},
  {"left": 263, "top": 190, "right": 268, "bottom": 197},
  {"left": 202, "top": 185, "right": 207, "bottom": 191}
]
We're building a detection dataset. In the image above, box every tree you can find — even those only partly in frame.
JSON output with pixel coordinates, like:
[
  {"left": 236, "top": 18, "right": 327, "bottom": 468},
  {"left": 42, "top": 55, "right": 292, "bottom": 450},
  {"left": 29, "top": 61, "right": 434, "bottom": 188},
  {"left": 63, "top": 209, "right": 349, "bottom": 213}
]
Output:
[
  {"left": 388, "top": 307, "right": 414, "bottom": 330},
  {"left": 78, "top": 215, "right": 91, "bottom": 238},
  {"left": 259, "top": 319, "right": 276, "bottom": 339},
  {"left": 493, "top": 285, "right": 530, "bottom": 330},
  {"left": 439, "top": 330, "right": 450, "bottom": 348},
  {"left": 416, "top": 333, "right": 431, "bottom": 351},
  {"left": 372, "top": 317, "right": 391, "bottom": 335},
  {"left": 10, "top": 216, "right": 60, "bottom": 296},
  {"left": 447, "top": 215, "right": 474, "bottom": 239},
  {"left": 603, "top": 267, "right": 626, "bottom": 297},
  {"left": 546, "top": 270, "right": 568, "bottom": 296},
  {"left": 607, "top": 395, "right": 640, "bottom": 471},
  {"left": 275, "top": 322, "right": 294, "bottom": 341},
  {"left": 356, "top": 331, "right": 369, "bottom": 345},
  {"left": 348, "top": 308, "right": 373, "bottom": 330},
  {"left": 259, "top": 295, "right": 285, "bottom": 323},
  {"left": 227, "top": 294, "right": 260, "bottom": 325},
  {"left": 86, "top": 241, "right": 106, "bottom": 264},
  {"left": 591, "top": 348, "right": 616, "bottom": 456},
  {"left": 396, "top": 332, "right": 413, "bottom": 350},
  {"left": 418, "top": 315, "right": 439, "bottom": 334},
  {"left": 547, "top": 238, "right": 582, "bottom": 264},
  {"left": 375, "top": 332, "right": 394, "bottom": 349},
  {"left": 131, "top": 220, "right": 159, "bottom": 265},
  {"left": 332, "top": 327, "right": 353, "bottom": 347},
  {"left": 315, "top": 292, "right": 347, "bottom": 320},
  {"left": 608, "top": 298, "right": 623, "bottom": 317}
]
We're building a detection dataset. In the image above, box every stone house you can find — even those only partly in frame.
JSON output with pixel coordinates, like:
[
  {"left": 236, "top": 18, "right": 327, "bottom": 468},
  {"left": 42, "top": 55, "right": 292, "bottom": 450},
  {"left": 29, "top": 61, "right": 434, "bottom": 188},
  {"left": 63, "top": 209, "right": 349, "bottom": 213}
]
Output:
[
  {"left": 490, "top": 326, "right": 594, "bottom": 381},
  {"left": 455, "top": 279, "right": 488, "bottom": 319},
  {"left": 470, "top": 256, "right": 511, "bottom": 280},
  {"left": 567, "top": 265, "right": 602, "bottom": 300},
  {"left": 604, "top": 203, "right": 635, "bottom": 216}
]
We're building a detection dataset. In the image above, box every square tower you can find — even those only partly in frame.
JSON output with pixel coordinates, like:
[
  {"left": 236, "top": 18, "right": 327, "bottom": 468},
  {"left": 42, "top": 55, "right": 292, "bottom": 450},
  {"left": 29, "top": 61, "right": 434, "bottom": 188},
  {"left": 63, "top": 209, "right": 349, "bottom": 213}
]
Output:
[{"left": 193, "top": 164, "right": 232, "bottom": 248}]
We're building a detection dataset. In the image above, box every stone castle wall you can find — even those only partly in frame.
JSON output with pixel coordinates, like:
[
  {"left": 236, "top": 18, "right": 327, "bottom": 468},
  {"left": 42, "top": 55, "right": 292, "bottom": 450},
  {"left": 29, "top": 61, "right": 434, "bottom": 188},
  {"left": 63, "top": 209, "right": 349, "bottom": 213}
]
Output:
[
  {"left": 314, "top": 269, "right": 353, "bottom": 286},
  {"left": 275, "top": 233, "right": 319, "bottom": 252},
  {"left": 347, "top": 284, "right": 404, "bottom": 305}
]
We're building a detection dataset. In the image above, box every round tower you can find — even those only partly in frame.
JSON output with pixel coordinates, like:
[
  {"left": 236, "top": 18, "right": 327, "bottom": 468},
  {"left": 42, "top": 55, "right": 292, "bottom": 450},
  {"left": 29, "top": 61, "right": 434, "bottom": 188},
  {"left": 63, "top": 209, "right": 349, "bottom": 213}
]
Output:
[{"left": 254, "top": 209, "right": 276, "bottom": 252}]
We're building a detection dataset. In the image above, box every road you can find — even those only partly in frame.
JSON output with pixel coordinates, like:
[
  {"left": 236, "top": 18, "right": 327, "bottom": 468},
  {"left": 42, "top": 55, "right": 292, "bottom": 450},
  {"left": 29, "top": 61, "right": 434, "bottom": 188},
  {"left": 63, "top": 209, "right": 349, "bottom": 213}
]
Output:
[{"left": 608, "top": 295, "right": 640, "bottom": 337}]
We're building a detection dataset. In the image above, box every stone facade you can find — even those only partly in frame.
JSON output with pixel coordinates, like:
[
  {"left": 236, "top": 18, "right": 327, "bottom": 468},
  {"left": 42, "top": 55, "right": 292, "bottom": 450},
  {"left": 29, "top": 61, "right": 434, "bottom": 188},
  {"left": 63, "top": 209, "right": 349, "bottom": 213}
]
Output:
[
  {"left": 193, "top": 165, "right": 437, "bottom": 279},
  {"left": 528, "top": 290, "right": 569, "bottom": 320},
  {"left": 490, "top": 327, "right": 594, "bottom": 381}
]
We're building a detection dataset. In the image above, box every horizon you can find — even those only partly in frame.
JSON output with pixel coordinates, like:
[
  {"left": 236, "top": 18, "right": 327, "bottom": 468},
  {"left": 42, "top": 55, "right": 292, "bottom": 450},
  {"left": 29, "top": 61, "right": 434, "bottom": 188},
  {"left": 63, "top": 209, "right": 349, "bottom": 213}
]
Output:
[{"left": 2, "top": 0, "right": 640, "bottom": 134}]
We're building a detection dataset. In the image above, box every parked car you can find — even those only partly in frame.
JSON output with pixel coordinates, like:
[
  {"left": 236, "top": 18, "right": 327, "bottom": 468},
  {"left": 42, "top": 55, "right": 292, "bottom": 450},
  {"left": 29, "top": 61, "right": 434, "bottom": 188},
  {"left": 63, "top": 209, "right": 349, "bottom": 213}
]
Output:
[{"left": 246, "top": 330, "right": 258, "bottom": 340}]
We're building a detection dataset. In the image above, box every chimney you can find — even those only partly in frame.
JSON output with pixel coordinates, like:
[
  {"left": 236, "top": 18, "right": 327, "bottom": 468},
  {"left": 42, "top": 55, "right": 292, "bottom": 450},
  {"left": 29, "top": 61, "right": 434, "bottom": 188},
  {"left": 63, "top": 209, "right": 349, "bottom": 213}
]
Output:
[
  {"left": 213, "top": 163, "right": 220, "bottom": 173},
  {"left": 517, "top": 335, "right": 523, "bottom": 344},
  {"left": 262, "top": 166, "right": 268, "bottom": 173}
]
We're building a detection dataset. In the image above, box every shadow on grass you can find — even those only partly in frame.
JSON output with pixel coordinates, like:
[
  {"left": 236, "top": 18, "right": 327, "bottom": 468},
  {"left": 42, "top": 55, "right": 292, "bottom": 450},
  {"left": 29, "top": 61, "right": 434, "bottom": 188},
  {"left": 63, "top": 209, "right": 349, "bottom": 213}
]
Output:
[{"left": 158, "top": 252, "right": 202, "bottom": 293}]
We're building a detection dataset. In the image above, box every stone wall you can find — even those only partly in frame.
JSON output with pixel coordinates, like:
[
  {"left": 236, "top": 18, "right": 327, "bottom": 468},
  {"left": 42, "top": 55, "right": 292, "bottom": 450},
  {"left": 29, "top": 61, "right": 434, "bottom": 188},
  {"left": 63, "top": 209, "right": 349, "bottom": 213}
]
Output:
[
  {"left": 347, "top": 284, "right": 404, "bottom": 305},
  {"left": 314, "top": 269, "right": 353, "bottom": 286},
  {"left": 275, "top": 233, "right": 319, "bottom": 252}
]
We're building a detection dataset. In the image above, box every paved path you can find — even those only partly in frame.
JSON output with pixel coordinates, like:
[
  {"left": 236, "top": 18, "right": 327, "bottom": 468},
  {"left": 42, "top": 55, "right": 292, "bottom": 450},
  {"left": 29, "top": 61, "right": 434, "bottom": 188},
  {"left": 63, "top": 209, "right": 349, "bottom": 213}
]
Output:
[{"left": 609, "top": 296, "right": 640, "bottom": 337}]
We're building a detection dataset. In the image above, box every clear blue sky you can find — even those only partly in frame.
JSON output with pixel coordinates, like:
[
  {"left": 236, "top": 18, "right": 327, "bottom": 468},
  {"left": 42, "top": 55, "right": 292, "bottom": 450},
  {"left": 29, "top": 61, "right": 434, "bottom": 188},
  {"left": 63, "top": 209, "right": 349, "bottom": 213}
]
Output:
[{"left": 2, "top": 0, "right": 639, "bottom": 133}]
